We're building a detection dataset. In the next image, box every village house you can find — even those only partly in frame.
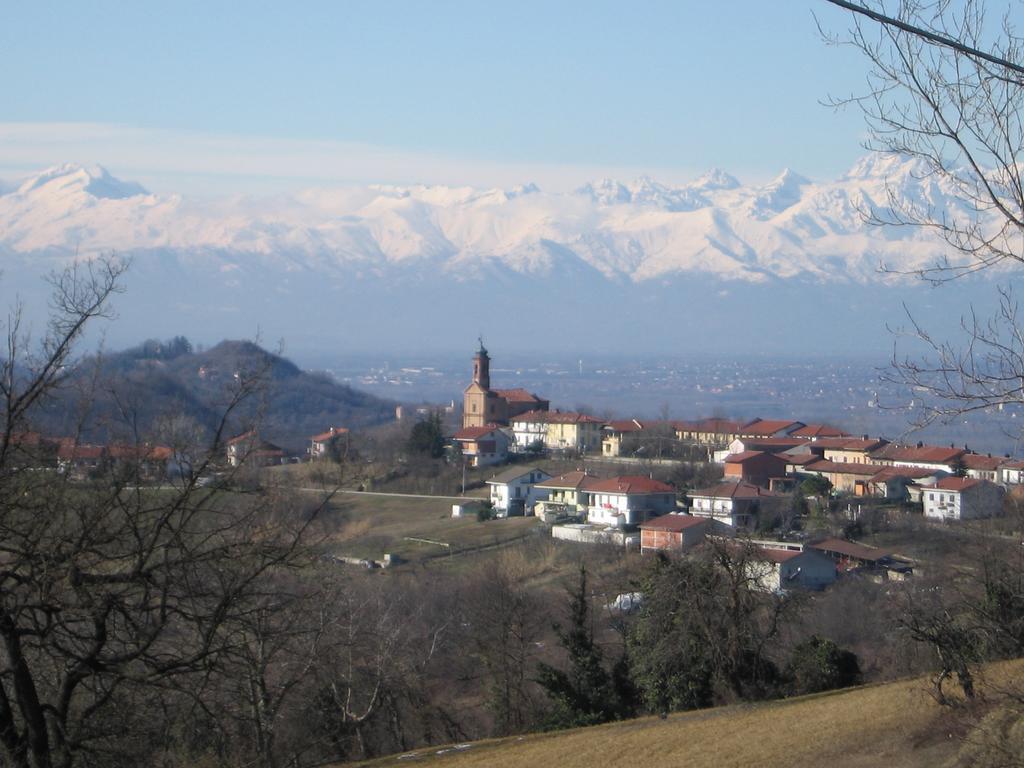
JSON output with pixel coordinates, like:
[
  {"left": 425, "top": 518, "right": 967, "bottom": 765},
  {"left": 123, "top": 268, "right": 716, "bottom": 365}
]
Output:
[
  {"left": 687, "top": 480, "right": 780, "bottom": 528},
  {"left": 602, "top": 419, "right": 647, "bottom": 457},
  {"left": 789, "top": 423, "right": 849, "bottom": 440},
  {"left": 585, "top": 475, "right": 676, "bottom": 528},
  {"left": 806, "top": 537, "right": 891, "bottom": 572},
  {"left": 56, "top": 442, "right": 107, "bottom": 477},
  {"left": 510, "top": 410, "right": 551, "bottom": 452},
  {"left": 225, "top": 431, "right": 286, "bottom": 468},
  {"left": 811, "top": 436, "right": 890, "bottom": 464},
  {"left": 534, "top": 470, "right": 601, "bottom": 518},
  {"left": 723, "top": 450, "right": 788, "bottom": 487},
  {"left": 738, "top": 419, "right": 806, "bottom": 439},
  {"left": 543, "top": 411, "right": 605, "bottom": 453},
  {"left": 452, "top": 425, "right": 512, "bottom": 467},
  {"left": 107, "top": 443, "right": 175, "bottom": 480},
  {"left": 639, "top": 514, "right": 708, "bottom": 553},
  {"left": 796, "top": 459, "right": 888, "bottom": 495},
  {"left": 485, "top": 465, "right": 552, "bottom": 516},
  {"left": 308, "top": 426, "right": 349, "bottom": 460},
  {"left": 673, "top": 418, "right": 748, "bottom": 447},
  {"left": 746, "top": 546, "right": 837, "bottom": 592},
  {"left": 960, "top": 453, "right": 1004, "bottom": 482},
  {"left": 922, "top": 477, "right": 1006, "bottom": 521},
  {"left": 1000, "top": 459, "right": 1024, "bottom": 485},
  {"left": 869, "top": 442, "right": 967, "bottom": 474},
  {"left": 716, "top": 437, "right": 809, "bottom": 463},
  {"left": 864, "top": 466, "right": 945, "bottom": 500},
  {"left": 462, "top": 342, "right": 549, "bottom": 429},
  {"left": 511, "top": 410, "right": 604, "bottom": 453}
]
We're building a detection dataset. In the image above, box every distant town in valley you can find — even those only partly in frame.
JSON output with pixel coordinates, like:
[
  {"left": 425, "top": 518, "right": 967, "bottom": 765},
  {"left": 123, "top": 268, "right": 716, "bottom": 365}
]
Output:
[{"left": 316, "top": 348, "right": 1024, "bottom": 458}]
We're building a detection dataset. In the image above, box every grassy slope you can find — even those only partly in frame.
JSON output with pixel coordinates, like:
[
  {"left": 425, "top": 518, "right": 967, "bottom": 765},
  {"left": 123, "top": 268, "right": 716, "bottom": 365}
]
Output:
[
  {"left": 353, "top": 665, "right": 1024, "bottom": 768},
  {"left": 314, "top": 492, "right": 542, "bottom": 561}
]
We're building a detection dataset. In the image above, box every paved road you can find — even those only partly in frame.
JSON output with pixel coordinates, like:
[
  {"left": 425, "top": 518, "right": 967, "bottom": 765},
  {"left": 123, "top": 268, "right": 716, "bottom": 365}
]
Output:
[{"left": 293, "top": 487, "right": 478, "bottom": 502}]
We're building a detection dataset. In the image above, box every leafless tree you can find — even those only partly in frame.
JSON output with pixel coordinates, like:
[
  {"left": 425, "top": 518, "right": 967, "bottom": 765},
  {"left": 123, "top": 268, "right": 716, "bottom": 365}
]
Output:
[
  {"left": 0, "top": 256, "right": 327, "bottom": 768},
  {"left": 823, "top": 0, "right": 1024, "bottom": 429}
]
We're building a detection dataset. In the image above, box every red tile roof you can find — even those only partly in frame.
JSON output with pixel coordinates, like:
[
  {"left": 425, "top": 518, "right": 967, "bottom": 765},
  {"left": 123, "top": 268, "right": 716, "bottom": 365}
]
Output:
[
  {"left": 790, "top": 424, "right": 849, "bottom": 439},
  {"left": 688, "top": 480, "right": 778, "bottom": 500},
  {"left": 453, "top": 425, "right": 502, "bottom": 441},
  {"left": 755, "top": 547, "right": 804, "bottom": 564},
  {"left": 605, "top": 419, "right": 646, "bottom": 433},
  {"left": 738, "top": 438, "right": 807, "bottom": 451},
  {"left": 676, "top": 418, "right": 745, "bottom": 434},
  {"left": 535, "top": 470, "right": 601, "bottom": 491},
  {"left": 640, "top": 514, "right": 707, "bottom": 532},
  {"left": 310, "top": 427, "right": 349, "bottom": 442},
  {"left": 785, "top": 454, "right": 822, "bottom": 467},
  {"left": 725, "top": 450, "right": 769, "bottom": 464},
  {"left": 226, "top": 430, "right": 258, "bottom": 446},
  {"left": 928, "top": 477, "right": 984, "bottom": 492},
  {"left": 867, "top": 466, "right": 939, "bottom": 483},
  {"left": 587, "top": 476, "right": 675, "bottom": 494},
  {"left": 870, "top": 443, "right": 967, "bottom": 464},
  {"left": 57, "top": 444, "right": 105, "bottom": 461},
  {"left": 742, "top": 419, "right": 804, "bottom": 437},
  {"left": 813, "top": 437, "right": 890, "bottom": 452},
  {"left": 802, "top": 460, "right": 887, "bottom": 476},
  {"left": 493, "top": 388, "right": 547, "bottom": 404},
  {"left": 808, "top": 537, "right": 889, "bottom": 562},
  {"left": 961, "top": 454, "right": 1004, "bottom": 471}
]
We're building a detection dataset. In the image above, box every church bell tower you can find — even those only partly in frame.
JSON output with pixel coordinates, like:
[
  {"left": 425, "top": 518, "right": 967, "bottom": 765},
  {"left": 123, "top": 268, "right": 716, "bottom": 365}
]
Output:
[{"left": 472, "top": 338, "right": 490, "bottom": 390}]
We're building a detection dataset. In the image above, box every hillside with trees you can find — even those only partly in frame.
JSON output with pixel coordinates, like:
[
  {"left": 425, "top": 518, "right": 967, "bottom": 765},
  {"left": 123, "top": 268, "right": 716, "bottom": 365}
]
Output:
[{"left": 32, "top": 336, "right": 396, "bottom": 451}]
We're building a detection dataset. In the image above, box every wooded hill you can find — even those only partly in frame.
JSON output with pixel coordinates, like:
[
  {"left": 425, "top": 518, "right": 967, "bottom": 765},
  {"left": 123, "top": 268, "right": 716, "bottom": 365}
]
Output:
[{"left": 32, "top": 337, "right": 396, "bottom": 451}]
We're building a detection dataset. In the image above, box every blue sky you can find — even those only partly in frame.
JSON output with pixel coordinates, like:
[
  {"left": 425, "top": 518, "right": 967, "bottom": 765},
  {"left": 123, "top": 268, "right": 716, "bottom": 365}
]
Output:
[{"left": 1, "top": 1, "right": 871, "bottom": 193}]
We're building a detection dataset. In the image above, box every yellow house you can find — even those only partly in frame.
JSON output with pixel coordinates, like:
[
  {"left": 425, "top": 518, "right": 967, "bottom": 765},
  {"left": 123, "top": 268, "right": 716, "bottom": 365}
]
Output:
[{"left": 542, "top": 412, "right": 605, "bottom": 453}]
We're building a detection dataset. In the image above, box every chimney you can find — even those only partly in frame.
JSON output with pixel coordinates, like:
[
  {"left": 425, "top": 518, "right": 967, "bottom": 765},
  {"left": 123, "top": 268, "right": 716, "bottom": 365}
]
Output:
[{"left": 917, "top": 441, "right": 923, "bottom": 449}]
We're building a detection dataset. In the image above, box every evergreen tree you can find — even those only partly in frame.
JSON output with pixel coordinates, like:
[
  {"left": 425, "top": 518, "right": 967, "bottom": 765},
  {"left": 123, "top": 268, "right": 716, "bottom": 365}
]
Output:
[{"left": 536, "top": 565, "right": 623, "bottom": 728}]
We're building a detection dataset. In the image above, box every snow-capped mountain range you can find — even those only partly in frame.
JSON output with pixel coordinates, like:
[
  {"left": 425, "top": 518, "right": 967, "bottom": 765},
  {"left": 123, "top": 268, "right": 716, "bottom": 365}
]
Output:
[
  {"left": 0, "top": 155, "right": 980, "bottom": 284},
  {"left": 0, "top": 157, "right": 1001, "bottom": 356}
]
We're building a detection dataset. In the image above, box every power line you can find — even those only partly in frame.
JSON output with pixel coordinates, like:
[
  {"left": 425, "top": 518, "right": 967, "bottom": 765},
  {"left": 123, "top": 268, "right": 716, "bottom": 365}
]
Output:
[{"left": 823, "top": 0, "right": 1024, "bottom": 77}]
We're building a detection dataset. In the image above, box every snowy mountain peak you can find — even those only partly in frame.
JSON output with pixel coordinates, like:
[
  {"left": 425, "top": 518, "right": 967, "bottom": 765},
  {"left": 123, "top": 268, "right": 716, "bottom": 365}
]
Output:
[
  {"left": 576, "top": 178, "right": 633, "bottom": 205},
  {"left": 16, "top": 163, "right": 149, "bottom": 200},
  {"left": 691, "top": 168, "right": 741, "bottom": 191},
  {"left": 843, "top": 153, "right": 929, "bottom": 182}
]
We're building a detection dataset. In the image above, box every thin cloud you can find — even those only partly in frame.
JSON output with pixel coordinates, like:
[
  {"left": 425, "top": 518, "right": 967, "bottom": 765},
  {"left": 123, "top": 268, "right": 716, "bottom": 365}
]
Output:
[{"left": 0, "top": 122, "right": 731, "bottom": 195}]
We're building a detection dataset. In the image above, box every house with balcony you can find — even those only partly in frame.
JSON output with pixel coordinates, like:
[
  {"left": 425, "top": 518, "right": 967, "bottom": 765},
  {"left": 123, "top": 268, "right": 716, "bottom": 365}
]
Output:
[
  {"left": 486, "top": 465, "right": 552, "bottom": 516},
  {"left": 534, "top": 470, "right": 602, "bottom": 518},
  {"left": 452, "top": 425, "right": 512, "bottom": 467},
  {"left": 922, "top": 477, "right": 1006, "bottom": 521},
  {"left": 585, "top": 476, "right": 676, "bottom": 528},
  {"left": 687, "top": 480, "right": 780, "bottom": 528}
]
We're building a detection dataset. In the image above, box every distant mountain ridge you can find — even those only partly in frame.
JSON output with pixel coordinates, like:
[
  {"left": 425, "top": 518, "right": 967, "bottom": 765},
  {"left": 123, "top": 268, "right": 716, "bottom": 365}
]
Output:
[
  {"left": 0, "top": 155, "right": 986, "bottom": 285},
  {"left": 0, "top": 156, "right": 1004, "bottom": 356}
]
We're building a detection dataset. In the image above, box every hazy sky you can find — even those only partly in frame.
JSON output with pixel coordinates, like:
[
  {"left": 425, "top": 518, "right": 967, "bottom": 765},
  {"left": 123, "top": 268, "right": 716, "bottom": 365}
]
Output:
[{"left": 1, "top": 1, "right": 872, "bottom": 193}]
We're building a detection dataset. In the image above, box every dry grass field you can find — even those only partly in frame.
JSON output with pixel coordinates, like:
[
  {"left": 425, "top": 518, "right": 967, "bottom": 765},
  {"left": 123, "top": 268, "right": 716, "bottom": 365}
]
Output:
[
  {"left": 351, "top": 662, "right": 1024, "bottom": 768},
  {"left": 312, "top": 491, "right": 542, "bottom": 561}
]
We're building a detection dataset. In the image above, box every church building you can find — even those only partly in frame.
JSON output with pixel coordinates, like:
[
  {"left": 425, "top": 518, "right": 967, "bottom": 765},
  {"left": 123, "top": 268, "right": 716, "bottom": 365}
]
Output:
[{"left": 462, "top": 341, "right": 549, "bottom": 428}]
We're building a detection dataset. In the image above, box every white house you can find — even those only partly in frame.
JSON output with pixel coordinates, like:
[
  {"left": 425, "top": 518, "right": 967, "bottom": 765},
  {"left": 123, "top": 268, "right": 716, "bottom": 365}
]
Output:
[
  {"left": 486, "top": 465, "right": 552, "bottom": 516},
  {"left": 687, "top": 480, "right": 779, "bottom": 528},
  {"left": 225, "top": 430, "right": 285, "bottom": 468},
  {"left": 509, "top": 410, "right": 550, "bottom": 452},
  {"left": 585, "top": 476, "right": 676, "bottom": 528},
  {"left": 922, "top": 477, "right": 1006, "bottom": 521},
  {"left": 746, "top": 547, "right": 837, "bottom": 592},
  {"left": 308, "top": 426, "right": 349, "bottom": 460},
  {"left": 1000, "top": 459, "right": 1024, "bottom": 485}
]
